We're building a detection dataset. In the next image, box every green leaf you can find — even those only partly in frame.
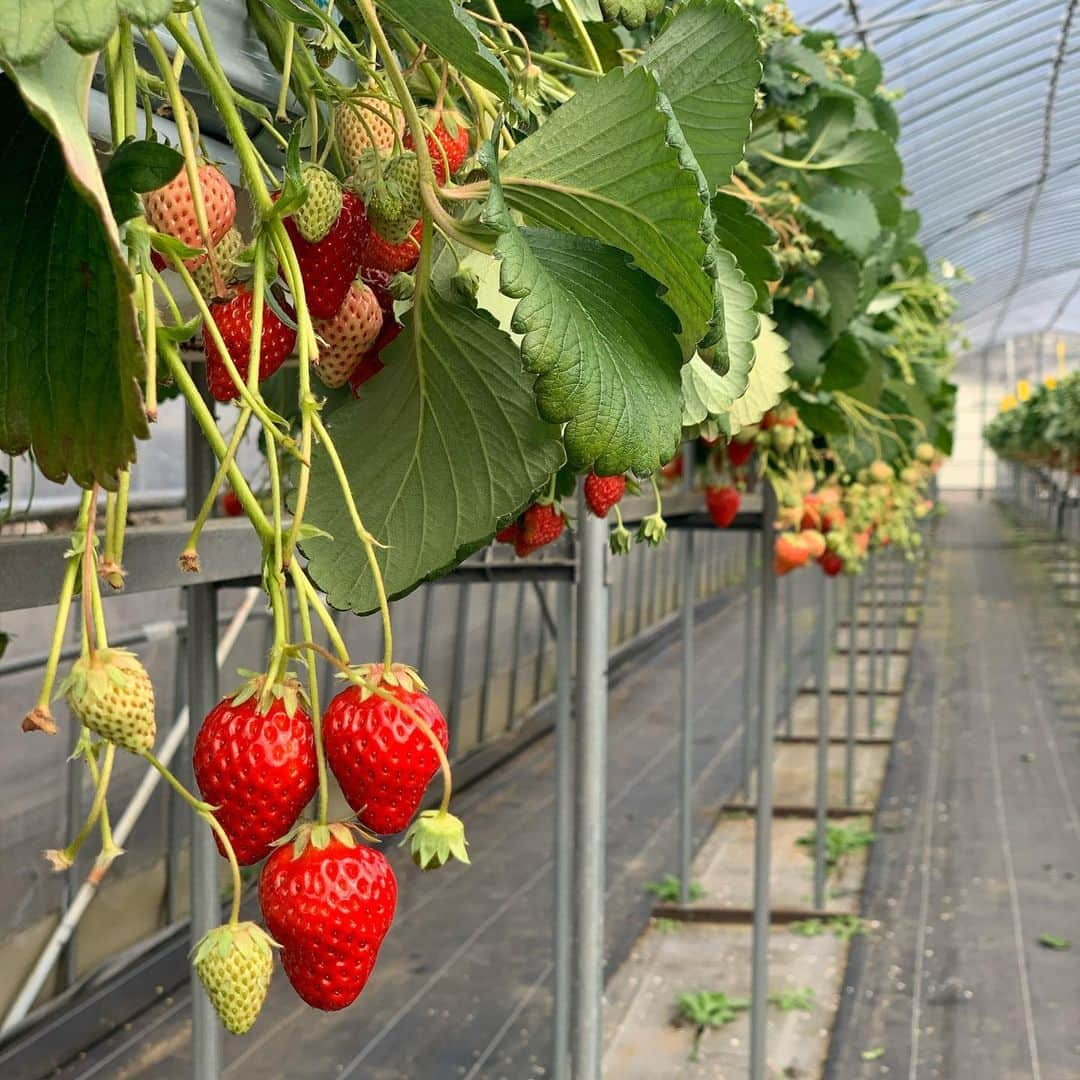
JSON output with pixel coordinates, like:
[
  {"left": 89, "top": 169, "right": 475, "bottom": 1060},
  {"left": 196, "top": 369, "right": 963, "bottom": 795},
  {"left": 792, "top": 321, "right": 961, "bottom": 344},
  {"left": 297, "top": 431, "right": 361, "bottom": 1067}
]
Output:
[
  {"left": 54, "top": 0, "right": 117, "bottom": 54},
  {"left": 771, "top": 39, "right": 858, "bottom": 100},
  {"left": 642, "top": 0, "right": 761, "bottom": 192},
  {"left": 0, "top": 3, "right": 56, "bottom": 64},
  {"left": 774, "top": 302, "right": 829, "bottom": 386},
  {"left": 817, "top": 251, "right": 863, "bottom": 339},
  {"left": 259, "top": 0, "right": 324, "bottom": 30},
  {"left": 681, "top": 355, "right": 733, "bottom": 429},
  {"left": 482, "top": 148, "right": 684, "bottom": 476},
  {"left": 0, "top": 39, "right": 148, "bottom": 489},
  {"left": 707, "top": 243, "right": 759, "bottom": 382},
  {"left": 725, "top": 313, "right": 791, "bottom": 432},
  {"left": 104, "top": 138, "right": 183, "bottom": 224},
  {"left": 116, "top": 0, "right": 172, "bottom": 27},
  {"left": 820, "top": 333, "right": 869, "bottom": 392},
  {"left": 711, "top": 192, "right": 780, "bottom": 309},
  {"left": 798, "top": 399, "right": 849, "bottom": 436},
  {"left": 376, "top": 0, "right": 511, "bottom": 99},
  {"left": 300, "top": 289, "right": 565, "bottom": 613},
  {"left": 795, "top": 99, "right": 902, "bottom": 190},
  {"left": 802, "top": 188, "right": 879, "bottom": 258},
  {"left": 501, "top": 66, "right": 712, "bottom": 357},
  {"left": 846, "top": 49, "right": 882, "bottom": 97}
]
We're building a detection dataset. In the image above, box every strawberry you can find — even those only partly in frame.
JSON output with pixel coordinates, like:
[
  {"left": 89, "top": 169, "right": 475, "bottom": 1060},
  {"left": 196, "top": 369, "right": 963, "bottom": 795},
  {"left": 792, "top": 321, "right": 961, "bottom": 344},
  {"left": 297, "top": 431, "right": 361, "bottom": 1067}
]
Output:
[
  {"left": 915, "top": 442, "right": 935, "bottom": 464},
  {"left": 335, "top": 97, "right": 404, "bottom": 171},
  {"left": 258, "top": 823, "right": 396, "bottom": 1011},
  {"left": 281, "top": 189, "right": 368, "bottom": 320},
  {"left": 819, "top": 551, "right": 845, "bottom": 577},
  {"left": 61, "top": 648, "right": 156, "bottom": 754},
  {"left": 143, "top": 162, "right": 236, "bottom": 268},
  {"left": 800, "top": 529, "right": 827, "bottom": 560},
  {"left": 660, "top": 455, "right": 684, "bottom": 481},
  {"left": 771, "top": 425, "right": 796, "bottom": 454},
  {"left": 515, "top": 502, "right": 566, "bottom": 556},
  {"left": 403, "top": 110, "right": 470, "bottom": 184},
  {"left": 192, "top": 676, "right": 317, "bottom": 866},
  {"left": 323, "top": 663, "right": 448, "bottom": 835},
  {"left": 495, "top": 522, "right": 520, "bottom": 544},
  {"left": 359, "top": 265, "right": 396, "bottom": 313},
  {"left": 192, "top": 922, "right": 275, "bottom": 1035},
  {"left": 799, "top": 502, "right": 822, "bottom": 532},
  {"left": 347, "top": 316, "right": 401, "bottom": 396},
  {"left": 220, "top": 488, "right": 243, "bottom": 517},
  {"left": 869, "top": 459, "right": 893, "bottom": 483},
  {"left": 774, "top": 532, "right": 810, "bottom": 576},
  {"left": 361, "top": 217, "right": 422, "bottom": 273},
  {"left": 191, "top": 227, "right": 245, "bottom": 300},
  {"left": 365, "top": 153, "right": 421, "bottom": 244},
  {"left": 726, "top": 438, "right": 754, "bottom": 468},
  {"left": 584, "top": 472, "right": 626, "bottom": 518},
  {"left": 294, "top": 164, "right": 343, "bottom": 244},
  {"left": 203, "top": 285, "right": 297, "bottom": 403},
  {"left": 821, "top": 506, "right": 846, "bottom": 532},
  {"left": 705, "top": 485, "right": 741, "bottom": 528},
  {"left": 312, "top": 279, "right": 383, "bottom": 389}
]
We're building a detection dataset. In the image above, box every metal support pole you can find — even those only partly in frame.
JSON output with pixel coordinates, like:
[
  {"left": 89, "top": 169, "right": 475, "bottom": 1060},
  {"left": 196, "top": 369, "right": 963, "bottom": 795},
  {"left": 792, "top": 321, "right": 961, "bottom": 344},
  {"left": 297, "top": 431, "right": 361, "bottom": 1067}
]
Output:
[
  {"left": 478, "top": 582, "right": 499, "bottom": 745},
  {"left": 867, "top": 553, "right": 878, "bottom": 735},
  {"left": 552, "top": 580, "right": 574, "bottom": 1080},
  {"left": 741, "top": 531, "right": 757, "bottom": 797},
  {"left": 678, "top": 529, "right": 695, "bottom": 903},
  {"left": 813, "top": 573, "right": 831, "bottom": 910},
  {"left": 750, "top": 484, "right": 778, "bottom": 1080},
  {"left": 572, "top": 487, "right": 609, "bottom": 1080},
  {"left": 448, "top": 585, "right": 471, "bottom": 757},
  {"left": 977, "top": 344, "right": 991, "bottom": 500},
  {"left": 166, "top": 632, "right": 190, "bottom": 925},
  {"left": 185, "top": 390, "right": 221, "bottom": 1080},
  {"left": 845, "top": 572, "right": 858, "bottom": 807}
]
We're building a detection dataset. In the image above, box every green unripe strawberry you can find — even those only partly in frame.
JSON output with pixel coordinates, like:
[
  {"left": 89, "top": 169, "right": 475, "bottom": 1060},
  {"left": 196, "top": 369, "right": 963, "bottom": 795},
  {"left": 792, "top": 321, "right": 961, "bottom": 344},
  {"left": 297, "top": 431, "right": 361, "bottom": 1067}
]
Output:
[
  {"left": 193, "top": 922, "right": 275, "bottom": 1035},
  {"left": 61, "top": 648, "right": 156, "bottom": 754},
  {"left": 295, "top": 165, "right": 343, "bottom": 244},
  {"left": 191, "top": 228, "right": 245, "bottom": 300},
  {"left": 366, "top": 153, "right": 421, "bottom": 244},
  {"left": 601, "top": 0, "right": 663, "bottom": 29},
  {"left": 771, "top": 425, "right": 796, "bottom": 454},
  {"left": 915, "top": 441, "right": 935, "bottom": 464}
]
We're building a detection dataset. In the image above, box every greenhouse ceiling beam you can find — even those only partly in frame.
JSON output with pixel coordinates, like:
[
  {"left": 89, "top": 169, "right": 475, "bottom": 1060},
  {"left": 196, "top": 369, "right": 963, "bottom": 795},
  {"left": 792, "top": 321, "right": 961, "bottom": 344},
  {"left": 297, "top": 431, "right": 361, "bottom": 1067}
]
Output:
[
  {"left": 982, "top": 0, "right": 1078, "bottom": 354},
  {"left": 877, "top": 0, "right": 1028, "bottom": 58},
  {"left": 884, "top": 5, "right": 1062, "bottom": 104},
  {"left": 843, "top": 0, "right": 869, "bottom": 47}
]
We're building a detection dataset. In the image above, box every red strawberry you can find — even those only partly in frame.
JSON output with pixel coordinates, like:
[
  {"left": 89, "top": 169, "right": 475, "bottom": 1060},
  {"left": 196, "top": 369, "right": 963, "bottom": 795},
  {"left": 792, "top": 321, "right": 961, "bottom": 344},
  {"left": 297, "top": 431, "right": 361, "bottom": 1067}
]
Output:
[
  {"left": 403, "top": 110, "right": 470, "bottom": 184},
  {"left": 799, "top": 503, "right": 822, "bottom": 531},
  {"left": 281, "top": 189, "right": 368, "bottom": 319},
  {"left": 361, "top": 218, "right": 422, "bottom": 273},
  {"left": 313, "top": 279, "right": 383, "bottom": 389},
  {"left": 220, "top": 488, "right": 243, "bottom": 517},
  {"left": 584, "top": 472, "right": 626, "bottom": 518},
  {"left": 359, "top": 265, "right": 396, "bottom": 313},
  {"left": 193, "top": 677, "right": 317, "bottom": 865},
  {"left": 203, "top": 285, "right": 297, "bottom": 403},
  {"left": 774, "top": 532, "right": 810, "bottom": 576},
  {"left": 660, "top": 456, "right": 684, "bottom": 481},
  {"left": 705, "top": 485, "right": 741, "bottom": 528},
  {"left": 143, "top": 163, "right": 235, "bottom": 269},
  {"left": 515, "top": 502, "right": 566, "bottom": 556},
  {"left": 495, "top": 522, "right": 520, "bottom": 544},
  {"left": 819, "top": 550, "right": 844, "bottom": 577},
  {"left": 726, "top": 438, "right": 754, "bottom": 467},
  {"left": 800, "top": 529, "right": 827, "bottom": 560},
  {"left": 259, "top": 823, "right": 396, "bottom": 1011},
  {"left": 323, "top": 663, "right": 448, "bottom": 836},
  {"left": 821, "top": 506, "right": 846, "bottom": 532}
]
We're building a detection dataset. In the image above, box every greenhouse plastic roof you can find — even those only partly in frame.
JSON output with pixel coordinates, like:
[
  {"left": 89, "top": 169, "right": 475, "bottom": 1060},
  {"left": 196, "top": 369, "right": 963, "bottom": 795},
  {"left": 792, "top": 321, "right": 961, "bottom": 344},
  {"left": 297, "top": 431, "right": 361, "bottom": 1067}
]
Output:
[{"left": 787, "top": 0, "right": 1080, "bottom": 360}]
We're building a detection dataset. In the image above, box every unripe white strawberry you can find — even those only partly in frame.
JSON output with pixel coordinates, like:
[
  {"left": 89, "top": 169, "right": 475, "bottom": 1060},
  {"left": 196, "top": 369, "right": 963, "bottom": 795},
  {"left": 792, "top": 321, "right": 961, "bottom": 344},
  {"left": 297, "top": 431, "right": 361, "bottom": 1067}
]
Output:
[
  {"left": 335, "top": 97, "right": 404, "bottom": 171},
  {"left": 313, "top": 280, "right": 384, "bottom": 388},
  {"left": 193, "top": 922, "right": 275, "bottom": 1035},
  {"left": 61, "top": 648, "right": 156, "bottom": 754},
  {"left": 143, "top": 163, "right": 236, "bottom": 269}
]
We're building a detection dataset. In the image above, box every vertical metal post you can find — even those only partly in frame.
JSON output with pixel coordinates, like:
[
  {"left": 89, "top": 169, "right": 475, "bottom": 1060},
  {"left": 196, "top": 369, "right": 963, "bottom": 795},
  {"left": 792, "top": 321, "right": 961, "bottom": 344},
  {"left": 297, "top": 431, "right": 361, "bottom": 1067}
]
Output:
[
  {"left": 166, "top": 631, "right": 190, "bottom": 925},
  {"left": 478, "top": 582, "right": 499, "bottom": 745},
  {"left": 741, "top": 530, "right": 757, "bottom": 797},
  {"left": 534, "top": 583, "right": 548, "bottom": 702},
  {"left": 552, "top": 580, "right": 574, "bottom": 1080},
  {"left": 868, "top": 553, "right": 878, "bottom": 735},
  {"left": 845, "top": 571, "right": 857, "bottom": 808},
  {"left": 813, "top": 573, "right": 831, "bottom": 910},
  {"left": 678, "top": 529, "right": 695, "bottom": 903},
  {"left": 448, "top": 585, "right": 471, "bottom": 757},
  {"left": 507, "top": 581, "right": 527, "bottom": 732},
  {"left": 783, "top": 575, "right": 794, "bottom": 735},
  {"left": 977, "top": 344, "right": 991, "bottom": 500},
  {"left": 417, "top": 587, "right": 433, "bottom": 676},
  {"left": 750, "top": 484, "right": 778, "bottom": 1080},
  {"left": 185, "top": 388, "right": 221, "bottom": 1080},
  {"left": 572, "top": 488, "right": 609, "bottom": 1080}
]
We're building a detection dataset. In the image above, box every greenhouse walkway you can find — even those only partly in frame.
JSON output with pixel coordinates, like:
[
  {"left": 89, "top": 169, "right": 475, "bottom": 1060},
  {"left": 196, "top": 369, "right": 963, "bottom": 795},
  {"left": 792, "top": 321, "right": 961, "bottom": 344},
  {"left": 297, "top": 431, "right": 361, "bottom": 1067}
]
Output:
[{"left": 827, "top": 493, "right": 1080, "bottom": 1080}]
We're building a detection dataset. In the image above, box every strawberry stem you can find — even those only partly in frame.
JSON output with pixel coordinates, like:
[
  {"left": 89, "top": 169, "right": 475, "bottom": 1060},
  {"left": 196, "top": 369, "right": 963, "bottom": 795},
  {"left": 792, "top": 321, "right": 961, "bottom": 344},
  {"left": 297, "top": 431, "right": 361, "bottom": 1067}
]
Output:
[
  {"left": 290, "top": 564, "right": 330, "bottom": 826},
  {"left": 291, "top": 564, "right": 350, "bottom": 663},
  {"left": 309, "top": 412, "right": 394, "bottom": 671},
  {"left": 60, "top": 741, "right": 116, "bottom": 867},
  {"left": 142, "top": 750, "right": 244, "bottom": 927},
  {"left": 276, "top": 22, "right": 295, "bottom": 122},
  {"left": 81, "top": 486, "right": 100, "bottom": 658},
  {"left": 554, "top": 0, "right": 604, "bottom": 74}
]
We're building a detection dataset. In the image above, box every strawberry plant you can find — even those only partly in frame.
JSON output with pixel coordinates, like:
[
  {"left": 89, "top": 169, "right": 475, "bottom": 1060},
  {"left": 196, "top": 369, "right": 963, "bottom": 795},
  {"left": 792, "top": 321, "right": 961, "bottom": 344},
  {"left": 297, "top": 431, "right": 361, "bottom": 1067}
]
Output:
[{"left": 1, "top": 0, "right": 959, "bottom": 1036}]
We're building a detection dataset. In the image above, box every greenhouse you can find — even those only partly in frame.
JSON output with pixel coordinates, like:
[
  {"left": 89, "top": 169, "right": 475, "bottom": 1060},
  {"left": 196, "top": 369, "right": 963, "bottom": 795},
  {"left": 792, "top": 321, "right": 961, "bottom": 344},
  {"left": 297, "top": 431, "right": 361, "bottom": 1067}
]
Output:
[{"left": 0, "top": 1, "right": 1076, "bottom": 1078}]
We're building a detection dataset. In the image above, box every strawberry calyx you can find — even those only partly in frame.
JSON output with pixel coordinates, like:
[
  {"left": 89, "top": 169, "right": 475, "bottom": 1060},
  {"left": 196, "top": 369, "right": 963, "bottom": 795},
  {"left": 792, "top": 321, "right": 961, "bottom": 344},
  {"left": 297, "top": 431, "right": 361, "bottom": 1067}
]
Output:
[
  {"left": 403, "top": 809, "right": 470, "bottom": 871},
  {"left": 22, "top": 705, "right": 57, "bottom": 735},
  {"left": 343, "top": 661, "right": 427, "bottom": 698},
  {"left": 193, "top": 920, "right": 279, "bottom": 961},
  {"left": 274, "top": 819, "right": 377, "bottom": 858},
  {"left": 229, "top": 670, "right": 310, "bottom": 718}
]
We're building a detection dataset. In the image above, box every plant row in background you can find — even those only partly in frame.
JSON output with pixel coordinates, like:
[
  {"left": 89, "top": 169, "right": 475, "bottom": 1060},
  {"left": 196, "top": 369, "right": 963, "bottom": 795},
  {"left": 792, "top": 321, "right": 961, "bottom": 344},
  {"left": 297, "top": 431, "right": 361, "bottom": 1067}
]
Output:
[
  {"left": 0, "top": 0, "right": 956, "bottom": 1037},
  {"left": 985, "top": 373, "right": 1080, "bottom": 472}
]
